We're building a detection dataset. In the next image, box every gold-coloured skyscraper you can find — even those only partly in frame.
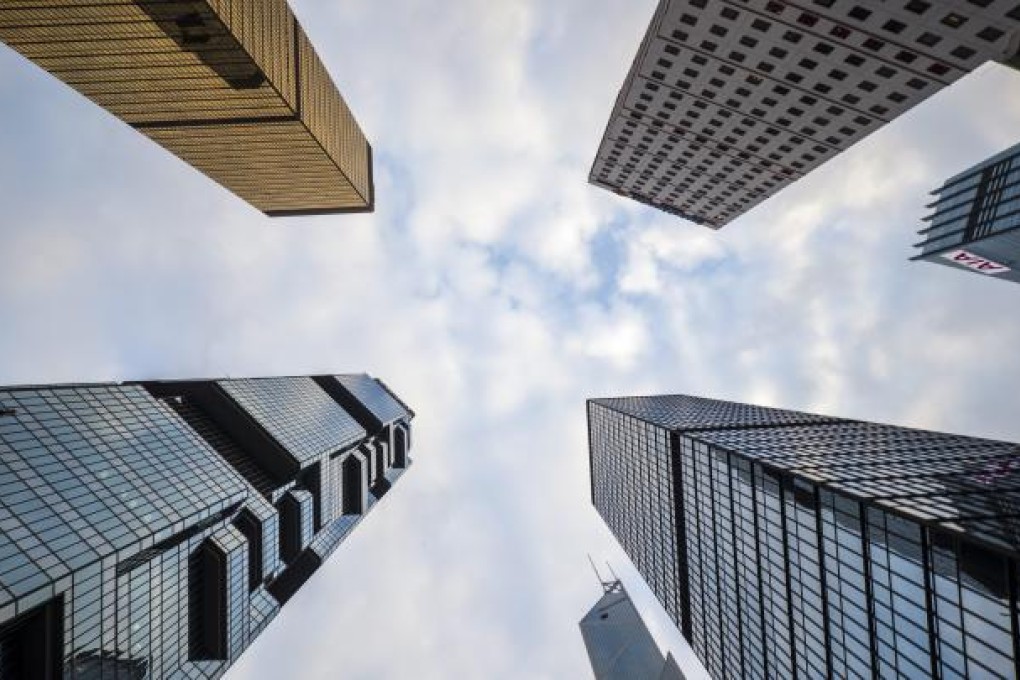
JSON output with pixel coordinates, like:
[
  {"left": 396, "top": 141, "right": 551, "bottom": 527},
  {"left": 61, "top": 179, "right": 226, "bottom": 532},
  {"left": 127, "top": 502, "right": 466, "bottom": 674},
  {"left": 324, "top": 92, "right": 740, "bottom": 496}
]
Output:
[{"left": 0, "top": 0, "right": 373, "bottom": 216}]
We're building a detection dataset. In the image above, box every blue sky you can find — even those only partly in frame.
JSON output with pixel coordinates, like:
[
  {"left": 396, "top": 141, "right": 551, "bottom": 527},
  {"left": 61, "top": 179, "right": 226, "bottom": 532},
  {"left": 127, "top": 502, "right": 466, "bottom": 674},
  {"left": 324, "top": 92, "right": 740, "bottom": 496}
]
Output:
[{"left": 2, "top": 0, "right": 1020, "bottom": 677}]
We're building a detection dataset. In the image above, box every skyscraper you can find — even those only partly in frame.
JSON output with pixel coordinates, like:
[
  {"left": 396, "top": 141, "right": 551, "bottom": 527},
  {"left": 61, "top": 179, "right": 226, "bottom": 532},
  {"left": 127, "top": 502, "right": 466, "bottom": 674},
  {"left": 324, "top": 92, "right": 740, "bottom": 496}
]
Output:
[
  {"left": 0, "top": 374, "right": 412, "bottom": 678},
  {"left": 913, "top": 140, "right": 1020, "bottom": 283},
  {"left": 580, "top": 575, "right": 686, "bottom": 680},
  {"left": 590, "top": 0, "right": 1020, "bottom": 228},
  {"left": 0, "top": 1, "right": 373, "bottom": 216},
  {"left": 589, "top": 394, "right": 1020, "bottom": 679}
]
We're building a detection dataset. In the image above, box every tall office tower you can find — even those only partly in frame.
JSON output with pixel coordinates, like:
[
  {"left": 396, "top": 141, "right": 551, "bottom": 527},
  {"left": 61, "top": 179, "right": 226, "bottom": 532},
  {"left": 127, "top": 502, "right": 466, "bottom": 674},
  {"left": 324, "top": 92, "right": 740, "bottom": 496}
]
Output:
[
  {"left": 913, "top": 140, "right": 1020, "bottom": 284},
  {"left": 590, "top": 0, "right": 1020, "bottom": 228},
  {"left": 0, "top": 374, "right": 412, "bottom": 678},
  {"left": 0, "top": 1, "right": 373, "bottom": 216},
  {"left": 580, "top": 575, "right": 686, "bottom": 680},
  {"left": 588, "top": 394, "right": 1020, "bottom": 679}
]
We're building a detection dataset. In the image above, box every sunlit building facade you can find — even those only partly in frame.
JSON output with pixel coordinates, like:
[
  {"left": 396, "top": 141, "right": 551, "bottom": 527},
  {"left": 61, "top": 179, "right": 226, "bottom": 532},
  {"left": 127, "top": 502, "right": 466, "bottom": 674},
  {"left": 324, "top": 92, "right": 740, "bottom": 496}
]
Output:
[
  {"left": 0, "top": 374, "right": 412, "bottom": 678},
  {"left": 0, "top": 1, "right": 373, "bottom": 216},
  {"left": 590, "top": 0, "right": 1020, "bottom": 227},
  {"left": 580, "top": 578, "right": 686, "bottom": 680},
  {"left": 589, "top": 394, "right": 1020, "bottom": 679},
  {"left": 913, "top": 140, "right": 1020, "bottom": 284}
]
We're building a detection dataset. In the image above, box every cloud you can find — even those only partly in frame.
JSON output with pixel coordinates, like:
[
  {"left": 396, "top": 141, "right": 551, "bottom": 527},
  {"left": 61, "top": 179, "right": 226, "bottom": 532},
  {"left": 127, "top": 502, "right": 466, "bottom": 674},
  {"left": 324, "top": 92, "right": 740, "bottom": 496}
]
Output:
[{"left": 2, "top": 2, "right": 1020, "bottom": 679}]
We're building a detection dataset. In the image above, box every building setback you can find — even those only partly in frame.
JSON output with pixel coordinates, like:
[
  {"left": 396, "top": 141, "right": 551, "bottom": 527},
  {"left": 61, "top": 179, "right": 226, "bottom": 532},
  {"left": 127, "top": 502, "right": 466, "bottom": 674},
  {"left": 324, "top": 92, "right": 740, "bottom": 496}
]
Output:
[
  {"left": 589, "top": 394, "right": 1020, "bottom": 679},
  {"left": 913, "top": 140, "right": 1020, "bottom": 284},
  {"left": 0, "top": 1, "right": 373, "bottom": 216},
  {"left": 0, "top": 374, "right": 412, "bottom": 678},
  {"left": 580, "top": 577, "right": 686, "bottom": 680},
  {"left": 590, "top": 0, "right": 1020, "bottom": 228}
]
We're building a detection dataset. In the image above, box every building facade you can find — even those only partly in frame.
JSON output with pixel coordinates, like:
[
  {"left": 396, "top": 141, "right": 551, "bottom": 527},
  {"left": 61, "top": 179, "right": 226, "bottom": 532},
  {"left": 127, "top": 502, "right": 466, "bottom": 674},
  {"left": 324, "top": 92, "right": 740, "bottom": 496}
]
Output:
[
  {"left": 590, "top": 0, "right": 1020, "bottom": 228},
  {"left": 0, "top": 1, "right": 373, "bottom": 216},
  {"left": 0, "top": 374, "right": 412, "bottom": 679},
  {"left": 913, "top": 140, "right": 1020, "bottom": 284},
  {"left": 580, "top": 577, "right": 686, "bottom": 680},
  {"left": 589, "top": 394, "right": 1020, "bottom": 679}
]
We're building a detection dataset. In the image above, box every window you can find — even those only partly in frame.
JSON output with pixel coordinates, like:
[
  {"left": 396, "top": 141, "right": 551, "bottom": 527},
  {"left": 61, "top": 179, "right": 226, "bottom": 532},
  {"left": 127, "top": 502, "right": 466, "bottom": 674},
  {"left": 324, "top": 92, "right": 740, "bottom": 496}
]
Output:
[
  {"left": 721, "top": 7, "right": 739, "bottom": 20},
  {"left": 941, "top": 13, "right": 967, "bottom": 27},
  {"left": 977, "top": 27, "right": 1005, "bottom": 41},
  {"left": 845, "top": 54, "right": 865, "bottom": 66},
  {"left": 752, "top": 18, "right": 771, "bottom": 32},
  {"left": 189, "top": 541, "right": 228, "bottom": 660},
  {"left": 233, "top": 510, "right": 263, "bottom": 591},
  {"left": 917, "top": 32, "right": 942, "bottom": 46},
  {"left": 883, "top": 19, "right": 907, "bottom": 33},
  {"left": 905, "top": 0, "right": 931, "bottom": 12},
  {"left": 0, "top": 599, "right": 63, "bottom": 679},
  {"left": 951, "top": 45, "right": 977, "bottom": 59},
  {"left": 848, "top": 6, "right": 872, "bottom": 20},
  {"left": 1008, "top": 5, "right": 1020, "bottom": 20},
  {"left": 876, "top": 66, "right": 896, "bottom": 78},
  {"left": 863, "top": 38, "right": 885, "bottom": 51},
  {"left": 895, "top": 50, "right": 918, "bottom": 63}
]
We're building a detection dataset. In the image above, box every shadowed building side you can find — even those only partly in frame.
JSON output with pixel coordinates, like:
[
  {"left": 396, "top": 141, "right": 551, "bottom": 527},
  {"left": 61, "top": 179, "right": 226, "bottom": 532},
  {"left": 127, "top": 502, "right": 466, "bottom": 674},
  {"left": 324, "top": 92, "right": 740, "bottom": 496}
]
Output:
[{"left": 0, "top": 0, "right": 373, "bottom": 216}]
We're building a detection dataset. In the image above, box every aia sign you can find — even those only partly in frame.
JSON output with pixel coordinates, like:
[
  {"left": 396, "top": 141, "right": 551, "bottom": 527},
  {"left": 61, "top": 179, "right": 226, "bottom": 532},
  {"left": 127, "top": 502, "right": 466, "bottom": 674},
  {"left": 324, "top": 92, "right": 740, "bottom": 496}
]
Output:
[{"left": 940, "top": 249, "right": 1012, "bottom": 275}]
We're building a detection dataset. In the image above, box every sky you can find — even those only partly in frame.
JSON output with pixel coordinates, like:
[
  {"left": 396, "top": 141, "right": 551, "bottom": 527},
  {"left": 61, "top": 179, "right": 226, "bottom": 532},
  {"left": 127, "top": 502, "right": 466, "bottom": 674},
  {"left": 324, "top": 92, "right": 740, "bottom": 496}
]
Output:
[{"left": 2, "top": 0, "right": 1020, "bottom": 678}]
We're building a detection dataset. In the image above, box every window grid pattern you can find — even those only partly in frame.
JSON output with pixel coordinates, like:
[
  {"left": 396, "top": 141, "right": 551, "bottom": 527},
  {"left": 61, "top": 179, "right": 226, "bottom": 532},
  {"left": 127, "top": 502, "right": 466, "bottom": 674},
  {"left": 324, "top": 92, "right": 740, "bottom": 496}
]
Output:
[
  {"left": 333, "top": 374, "right": 411, "bottom": 426},
  {"left": 218, "top": 377, "right": 367, "bottom": 465},
  {"left": 915, "top": 140, "right": 1020, "bottom": 283},
  {"left": 589, "top": 393, "right": 1020, "bottom": 680},
  {"left": 590, "top": 0, "right": 1020, "bottom": 227},
  {"left": 589, "top": 402, "right": 683, "bottom": 625},
  {"left": 0, "top": 377, "right": 413, "bottom": 678},
  {"left": 0, "top": 0, "right": 373, "bottom": 215}
]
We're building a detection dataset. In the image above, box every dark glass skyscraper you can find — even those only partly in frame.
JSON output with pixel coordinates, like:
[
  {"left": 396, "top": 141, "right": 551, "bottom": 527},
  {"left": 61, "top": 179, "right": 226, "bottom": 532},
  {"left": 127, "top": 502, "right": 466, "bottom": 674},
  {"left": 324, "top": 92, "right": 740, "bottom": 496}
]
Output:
[
  {"left": 589, "top": 394, "right": 1020, "bottom": 679},
  {"left": 913, "top": 140, "right": 1020, "bottom": 284},
  {"left": 0, "top": 1, "right": 374, "bottom": 216},
  {"left": 590, "top": 0, "right": 1020, "bottom": 227},
  {"left": 0, "top": 374, "right": 412, "bottom": 678}
]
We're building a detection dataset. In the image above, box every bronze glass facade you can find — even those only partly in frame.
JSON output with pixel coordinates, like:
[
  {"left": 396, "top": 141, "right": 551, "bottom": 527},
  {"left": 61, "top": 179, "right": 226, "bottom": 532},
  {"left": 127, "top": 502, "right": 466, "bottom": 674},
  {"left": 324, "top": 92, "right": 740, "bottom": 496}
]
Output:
[
  {"left": 0, "top": 374, "right": 412, "bottom": 678},
  {"left": 589, "top": 394, "right": 1020, "bottom": 679},
  {"left": 0, "top": 1, "right": 373, "bottom": 216}
]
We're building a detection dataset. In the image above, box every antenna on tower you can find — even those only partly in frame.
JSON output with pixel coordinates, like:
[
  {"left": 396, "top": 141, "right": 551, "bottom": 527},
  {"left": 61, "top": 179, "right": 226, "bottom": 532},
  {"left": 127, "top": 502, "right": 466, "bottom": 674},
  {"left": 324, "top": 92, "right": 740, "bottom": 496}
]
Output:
[{"left": 588, "top": 554, "right": 622, "bottom": 594}]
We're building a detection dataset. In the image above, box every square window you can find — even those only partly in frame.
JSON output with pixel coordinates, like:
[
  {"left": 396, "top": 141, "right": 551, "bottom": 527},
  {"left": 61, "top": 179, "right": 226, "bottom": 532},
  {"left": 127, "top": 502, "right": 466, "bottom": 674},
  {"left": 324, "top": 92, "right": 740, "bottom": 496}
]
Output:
[
  {"left": 905, "top": 0, "right": 931, "bottom": 13},
  {"left": 906, "top": 77, "right": 927, "bottom": 89},
  {"left": 710, "top": 24, "right": 728, "bottom": 37},
  {"left": 831, "top": 25, "right": 851, "bottom": 39},
  {"left": 740, "top": 36, "right": 759, "bottom": 48},
  {"left": 800, "top": 58, "right": 819, "bottom": 70},
  {"left": 799, "top": 13, "right": 819, "bottom": 26},
  {"left": 858, "top": 80, "right": 877, "bottom": 92},
  {"left": 876, "top": 66, "right": 896, "bottom": 78},
  {"left": 814, "top": 42, "right": 835, "bottom": 55},
  {"left": 951, "top": 45, "right": 977, "bottom": 59},
  {"left": 721, "top": 7, "right": 740, "bottom": 20},
  {"left": 928, "top": 63, "right": 949, "bottom": 75},
  {"left": 849, "top": 6, "right": 872, "bottom": 20},
  {"left": 941, "top": 13, "right": 967, "bottom": 27},
  {"left": 752, "top": 18, "right": 771, "bottom": 32},
  {"left": 883, "top": 19, "right": 907, "bottom": 33},
  {"left": 665, "top": 44, "right": 680, "bottom": 56},
  {"left": 830, "top": 69, "right": 848, "bottom": 80},
  {"left": 863, "top": 37, "right": 885, "bottom": 51},
  {"left": 1008, "top": 5, "right": 1020, "bottom": 20},
  {"left": 680, "top": 13, "right": 698, "bottom": 26},
  {"left": 845, "top": 54, "right": 865, "bottom": 66},
  {"left": 784, "top": 30, "right": 803, "bottom": 43},
  {"left": 770, "top": 46, "right": 789, "bottom": 58},
  {"left": 895, "top": 50, "right": 918, "bottom": 63},
  {"left": 977, "top": 27, "right": 1005, "bottom": 41},
  {"left": 917, "top": 32, "right": 942, "bottom": 46},
  {"left": 671, "top": 29, "right": 689, "bottom": 41}
]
